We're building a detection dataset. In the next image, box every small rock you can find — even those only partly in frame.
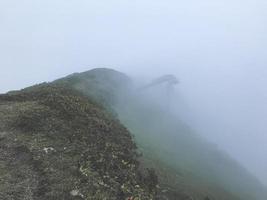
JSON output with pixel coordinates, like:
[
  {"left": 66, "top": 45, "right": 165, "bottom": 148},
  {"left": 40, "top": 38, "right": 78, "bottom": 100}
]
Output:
[
  {"left": 70, "top": 190, "right": 79, "bottom": 196},
  {"left": 70, "top": 189, "right": 84, "bottom": 198},
  {"left": 43, "top": 147, "right": 55, "bottom": 154}
]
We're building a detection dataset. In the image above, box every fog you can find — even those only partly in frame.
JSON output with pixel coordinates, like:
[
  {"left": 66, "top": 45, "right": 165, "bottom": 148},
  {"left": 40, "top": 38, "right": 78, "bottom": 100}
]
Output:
[{"left": 1, "top": 0, "right": 267, "bottom": 187}]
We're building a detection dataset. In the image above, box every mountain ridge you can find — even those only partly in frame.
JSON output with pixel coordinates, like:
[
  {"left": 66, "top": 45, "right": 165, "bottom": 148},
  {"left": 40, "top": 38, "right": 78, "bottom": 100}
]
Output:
[{"left": 1, "top": 68, "right": 266, "bottom": 200}]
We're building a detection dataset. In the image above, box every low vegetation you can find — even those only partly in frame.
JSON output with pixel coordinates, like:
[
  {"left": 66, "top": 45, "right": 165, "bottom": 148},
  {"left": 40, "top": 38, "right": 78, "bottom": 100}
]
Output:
[{"left": 0, "top": 85, "right": 157, "bottom": 200}]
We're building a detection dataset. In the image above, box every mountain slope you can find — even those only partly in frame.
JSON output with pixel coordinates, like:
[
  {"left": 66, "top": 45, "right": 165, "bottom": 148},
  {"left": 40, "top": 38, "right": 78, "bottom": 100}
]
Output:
[
  {"left": 1, "top": 68, "right": 266, "bottom": 200},
  {"left": 52, "top": 68, "right": 267, "bottom": 200},
  {"left": 0, "top": 84, "right": 157, "bottom": 200}
]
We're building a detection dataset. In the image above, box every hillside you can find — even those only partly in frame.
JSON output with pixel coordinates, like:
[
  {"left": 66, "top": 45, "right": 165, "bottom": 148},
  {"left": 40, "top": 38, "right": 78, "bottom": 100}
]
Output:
[
  {"left": 1, "top": 68, "right": 267, "bottom": 200},
  {"left": 55, "top": 68, "right": 267, "bottom": 200},
  {"left": 0, "top": 84, "right": 158, "bottom": 199}
]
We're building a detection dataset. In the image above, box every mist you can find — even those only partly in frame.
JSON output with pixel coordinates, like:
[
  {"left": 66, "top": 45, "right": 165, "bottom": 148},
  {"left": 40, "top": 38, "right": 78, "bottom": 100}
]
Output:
[{"left": 1, "top": 0, "right": 267, "bottom": 189}]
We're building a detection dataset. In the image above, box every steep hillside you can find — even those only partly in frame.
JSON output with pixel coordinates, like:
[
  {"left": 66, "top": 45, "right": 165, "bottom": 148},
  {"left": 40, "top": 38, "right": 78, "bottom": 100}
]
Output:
[
  {"left": 50, "top": 68, "right": 267, "bottom": 200},
  {"left": 0, "top": 85, "right": 158, "bottom": 199},
  {"left": 1, "top": 68, "right": 267, "bottom": 200},
  {"left": 116, "top": 98, "right": 267, "bottom": 200}
]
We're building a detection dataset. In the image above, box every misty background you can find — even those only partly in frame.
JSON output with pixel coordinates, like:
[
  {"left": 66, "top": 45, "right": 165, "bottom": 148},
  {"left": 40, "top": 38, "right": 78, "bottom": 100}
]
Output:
[{"left": 0, "top": 0, "right": 267, "bottom": 186}]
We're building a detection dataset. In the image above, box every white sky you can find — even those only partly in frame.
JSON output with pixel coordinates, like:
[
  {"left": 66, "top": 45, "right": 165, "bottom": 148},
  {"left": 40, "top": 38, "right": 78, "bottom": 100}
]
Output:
[{"left": 1, "top": 0, "right": 267, "bottom": 185}]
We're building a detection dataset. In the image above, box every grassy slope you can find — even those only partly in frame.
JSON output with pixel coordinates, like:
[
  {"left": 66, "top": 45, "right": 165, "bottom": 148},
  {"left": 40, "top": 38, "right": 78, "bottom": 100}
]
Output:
[
  {"left": 0, "top": 84, "right": 158, "bottom": 200},
  {"left": 115, "top": 81, "right": 267, "bottom": 200},
  {"left": 56, "top": 68, "right": 267, "bottom": 200},
  {"left": 1, "top": 68, "right": 266, "bottom": 200}
]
